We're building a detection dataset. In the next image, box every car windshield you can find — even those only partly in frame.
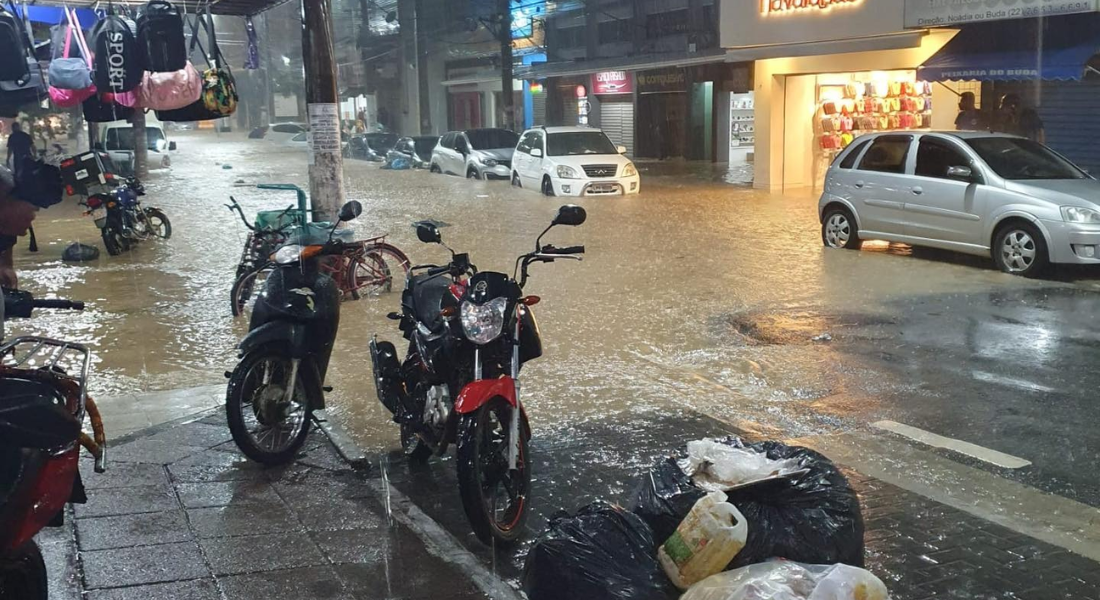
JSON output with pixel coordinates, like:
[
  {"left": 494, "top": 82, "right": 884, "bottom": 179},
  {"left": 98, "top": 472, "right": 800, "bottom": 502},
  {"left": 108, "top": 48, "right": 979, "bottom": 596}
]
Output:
[
  {"left": 413, "top": 137, "right": 438, "bottom": 158},
  {"left": 107, "top": 128, "right": 166, "bottom": 151},
  {"left": 965, "top": 137, "right": 1086, "bottom": 180},
  {"left": 465, "top": 129, "right": 518, "bottom": 150},
  {"left": 365, "top": 134, "right": 399, "bottom": 152},
  {"left": 547, "top": 131, "right": 618, "bottom": 156}
]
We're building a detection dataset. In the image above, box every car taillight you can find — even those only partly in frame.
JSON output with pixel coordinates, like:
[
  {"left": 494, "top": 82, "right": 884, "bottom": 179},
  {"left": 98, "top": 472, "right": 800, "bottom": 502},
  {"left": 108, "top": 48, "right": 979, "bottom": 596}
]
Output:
[{"left": 4, "top": 449, "right": 78, "bottom": 553}]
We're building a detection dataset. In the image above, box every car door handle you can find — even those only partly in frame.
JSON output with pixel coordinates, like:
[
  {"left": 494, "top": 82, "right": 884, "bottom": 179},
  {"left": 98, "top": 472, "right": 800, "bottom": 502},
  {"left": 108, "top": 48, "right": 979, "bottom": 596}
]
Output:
[
  {"left": 854, "top": 181, "right": 864, "bottom": 189},
  {"left": 911, "top": 186, "right": 923, "bottom": 195}
]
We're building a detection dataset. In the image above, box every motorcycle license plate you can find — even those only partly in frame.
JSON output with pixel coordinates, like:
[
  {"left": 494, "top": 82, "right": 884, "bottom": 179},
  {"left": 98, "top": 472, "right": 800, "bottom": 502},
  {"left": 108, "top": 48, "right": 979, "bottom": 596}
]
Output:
[{"left": 91, "top": 207, "right": 106, "bottom": 227}]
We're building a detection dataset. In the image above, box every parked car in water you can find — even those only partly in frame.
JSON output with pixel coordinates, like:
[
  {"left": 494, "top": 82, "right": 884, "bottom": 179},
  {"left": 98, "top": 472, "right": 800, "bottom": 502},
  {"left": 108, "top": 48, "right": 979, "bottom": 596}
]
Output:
[
  {"left": 819, "top": 131, "right": 1100, "bottom": 277},
  {"left": 386, "top": 135, "right": 440, "bottom": 168},
  {"left": 101, "top": 125, "right": 177, "bottom": 177},
  {"left": 348, "top": 132, "right": 400, "bottom": 161},
  {"left": 512, "top": 126, "right": 639, "bottom": 196},
  {"left": 249, "top": 122, "right": 309, "bottom": 143},
  {"left": 430, "top": 128, "right": 518, "bottom": 180}
]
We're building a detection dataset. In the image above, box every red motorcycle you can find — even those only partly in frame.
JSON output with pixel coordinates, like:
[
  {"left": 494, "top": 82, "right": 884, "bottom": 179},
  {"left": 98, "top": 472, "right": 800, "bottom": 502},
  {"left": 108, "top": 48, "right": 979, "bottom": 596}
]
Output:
[{"left": 0, "top": 289, "right": 106, "bottom": 599}]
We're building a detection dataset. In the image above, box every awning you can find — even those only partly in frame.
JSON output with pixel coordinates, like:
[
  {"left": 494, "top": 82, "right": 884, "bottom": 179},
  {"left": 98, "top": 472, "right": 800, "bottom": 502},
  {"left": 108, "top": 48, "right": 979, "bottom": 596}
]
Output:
[{"left": 919, "top": 14, "right": 1100, "bottom": 81}]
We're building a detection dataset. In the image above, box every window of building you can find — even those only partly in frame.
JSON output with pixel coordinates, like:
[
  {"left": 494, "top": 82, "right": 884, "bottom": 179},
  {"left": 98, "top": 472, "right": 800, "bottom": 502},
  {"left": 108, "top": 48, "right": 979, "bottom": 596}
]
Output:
[
  {"left": 646, "top": 9, "right": 689, "bottom": 39},
  {"left": 598, "top": 19, "right": 634, "bottom": 45}
]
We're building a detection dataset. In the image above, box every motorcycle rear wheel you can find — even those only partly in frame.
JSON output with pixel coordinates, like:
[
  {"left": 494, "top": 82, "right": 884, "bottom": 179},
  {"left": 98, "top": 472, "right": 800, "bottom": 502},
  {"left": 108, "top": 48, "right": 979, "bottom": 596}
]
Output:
[
  {"left": 0, "top": 541, "right": 47, "bottom": 600},
  {"left": 401, "top": 421, "right": 434, "bottom": 462},
  {"left": 101, "top": 224, "right": 129, "bottom": 256},
  {"left": 456, "top": 400, "right": 530, "bottom": 545},
  {"left": 226, "top": 346, "right": 319, "bottom": 465}
]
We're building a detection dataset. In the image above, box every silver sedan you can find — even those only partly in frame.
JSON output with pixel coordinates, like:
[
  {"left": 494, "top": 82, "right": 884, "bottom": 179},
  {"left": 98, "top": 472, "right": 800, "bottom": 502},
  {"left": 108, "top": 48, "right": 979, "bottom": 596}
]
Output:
[{"left": 818, "top": 131, "right": 1100, "bottom": 277}]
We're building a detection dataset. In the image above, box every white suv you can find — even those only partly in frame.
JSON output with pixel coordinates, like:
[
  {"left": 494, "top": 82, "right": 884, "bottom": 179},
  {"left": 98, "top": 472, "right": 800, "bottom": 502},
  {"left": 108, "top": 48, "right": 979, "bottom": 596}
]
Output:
[{"left": 512, "top": 126, "right": 640, "bottom": 196}]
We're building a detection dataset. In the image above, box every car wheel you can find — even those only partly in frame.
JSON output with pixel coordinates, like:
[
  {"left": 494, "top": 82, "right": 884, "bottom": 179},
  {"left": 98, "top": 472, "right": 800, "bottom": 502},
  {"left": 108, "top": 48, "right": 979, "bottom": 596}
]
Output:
[
  {"left": 467, "top": 168, "right": 481, "bottom": 180},
  {"left": 512, "top": 172, "right": 521, "bottom": 187},
  {"left": 821, "top": 206, "right": 861, "bottom": 250},
  {"left": 993, "top": 222, "right": 1049, "bottom": 277},
  {"left": 430, "top": 163, "right": 441, "bottom": 174},
  {"left": 541, "top": 176, "right": 555, "bottom": 197}
]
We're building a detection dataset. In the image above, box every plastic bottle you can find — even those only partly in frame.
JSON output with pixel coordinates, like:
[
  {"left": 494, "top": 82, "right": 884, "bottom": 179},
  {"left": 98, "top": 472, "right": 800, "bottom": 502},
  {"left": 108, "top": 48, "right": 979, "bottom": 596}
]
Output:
[{"left": 658, "top": 490, "right": 748, "bottom": 590}]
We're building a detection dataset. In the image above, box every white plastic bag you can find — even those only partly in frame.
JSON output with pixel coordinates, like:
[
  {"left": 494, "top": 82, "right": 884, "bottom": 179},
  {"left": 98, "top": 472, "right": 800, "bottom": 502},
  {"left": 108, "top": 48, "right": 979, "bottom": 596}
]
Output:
[
  {"left": 679, "top": 561, "right": 890, "bottom": 600},
  {"left": 658, "top": 491, "right": 748, "bottom": 590},
  {"left": 678, "top": 439, "right": 799, "bottom": 492}
]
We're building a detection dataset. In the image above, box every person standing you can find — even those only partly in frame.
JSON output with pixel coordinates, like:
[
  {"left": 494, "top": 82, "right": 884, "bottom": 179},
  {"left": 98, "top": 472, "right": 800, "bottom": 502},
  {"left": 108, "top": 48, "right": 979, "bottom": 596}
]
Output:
[
  {"left": 5, "top": 123, "right": 35, "bottom": 182},
  {"left": 997, "top": 94, "right": 1046, "bottom": 143},
  {"left": 955, "top": 92, "right": 982, "bottom": 131}
]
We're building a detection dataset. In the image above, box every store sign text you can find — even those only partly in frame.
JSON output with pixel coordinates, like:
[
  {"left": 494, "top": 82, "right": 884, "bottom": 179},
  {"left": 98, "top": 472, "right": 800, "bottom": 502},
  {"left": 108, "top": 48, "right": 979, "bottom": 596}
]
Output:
[
  {"left": 904, "top": 0, "right": 1100, "bottom": 27},
  {"left": 761, "top": 0, "right": 863, "bottom": 16},
  {"left": 592, "top": 71, "right": 633, "bottom": 95},
  {"left": 637, "top": 69, "right": 686, "bottom": 93}
]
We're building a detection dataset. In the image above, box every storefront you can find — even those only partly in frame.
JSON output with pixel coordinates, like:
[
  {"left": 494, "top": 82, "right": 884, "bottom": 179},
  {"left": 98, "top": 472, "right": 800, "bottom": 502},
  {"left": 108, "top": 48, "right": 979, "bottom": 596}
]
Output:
[
  {"left": 590, "top": 71, "right": 636, "bottom": 156},
  {"left": 719, "top": 0, "right": 956, "bottom": 191},
  {"left": 636, "top": 68, "right": 688, "bottom": 159}
]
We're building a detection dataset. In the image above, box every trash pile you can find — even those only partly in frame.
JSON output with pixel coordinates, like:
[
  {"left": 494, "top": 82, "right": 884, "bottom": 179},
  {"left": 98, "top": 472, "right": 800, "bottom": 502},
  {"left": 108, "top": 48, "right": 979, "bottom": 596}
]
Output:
[{"left": 522, "top": 437, "right": 885, "bottom": 600}]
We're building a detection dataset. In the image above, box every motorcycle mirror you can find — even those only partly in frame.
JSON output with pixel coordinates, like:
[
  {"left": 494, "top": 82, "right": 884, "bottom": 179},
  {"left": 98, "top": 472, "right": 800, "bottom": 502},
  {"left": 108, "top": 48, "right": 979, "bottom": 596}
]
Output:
[
  {"left": 551, "top": 205, "right": 587, "bottom": 227},
  {"left": 416, "top": 222, "right": 442, "bottom": 244},
  {"left": 338, "top": 201, "right": 363, "bottom": 222}
]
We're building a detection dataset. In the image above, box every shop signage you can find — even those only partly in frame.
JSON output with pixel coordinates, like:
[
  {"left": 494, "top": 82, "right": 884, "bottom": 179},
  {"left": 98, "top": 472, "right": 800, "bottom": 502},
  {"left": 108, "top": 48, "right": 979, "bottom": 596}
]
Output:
[
  {"left": 637, "top": 68, "right": 687, "bottom": 93},
  {"left": 904, "top": 0, "right": 1100, "bottom": 27},
  {"left": 592, "top": 71, "right": 633, "bottom": 95},
  {"left": 761, "top": 0, "right": 863, "bottom": 17}
]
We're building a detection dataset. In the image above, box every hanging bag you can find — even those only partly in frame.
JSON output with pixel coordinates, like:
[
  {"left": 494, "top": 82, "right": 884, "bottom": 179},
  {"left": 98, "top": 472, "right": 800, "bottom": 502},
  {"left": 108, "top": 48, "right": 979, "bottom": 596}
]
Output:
[
  {"left": 93, "top": 13, "right": 145, "bottom": 95},
  {"left": 198, "top": 4, "right": 237, "bottom": 116},
  {"left": 139, "top": 6, "right": 201, "bottom": 110},
  {"left": 139, "top": 0, "right": 186, "bottom": 72},
  {"left": 49, "top": 9, "right": 94, "bottom": 91},
  {"left": 82, "top": 93, "right": 134, "bottom": 122},
  {"left": 0, "top": 2, "right": 47, "bottom": 108},
  {"left": 156, "top": 7, "right": 236, "bottom": 121},
  {"left": 0, "top": 3, "right": 29, "bottom": 82}
]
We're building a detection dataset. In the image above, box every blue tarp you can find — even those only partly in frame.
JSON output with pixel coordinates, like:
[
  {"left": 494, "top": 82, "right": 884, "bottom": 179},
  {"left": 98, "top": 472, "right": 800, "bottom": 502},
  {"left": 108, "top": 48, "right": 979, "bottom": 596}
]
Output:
[
  {"left": 919, "top": 14, "right": 1100, "bottom": 82},
  {"left": 17, "top": 5, "right": 98, "bottom": 26}
]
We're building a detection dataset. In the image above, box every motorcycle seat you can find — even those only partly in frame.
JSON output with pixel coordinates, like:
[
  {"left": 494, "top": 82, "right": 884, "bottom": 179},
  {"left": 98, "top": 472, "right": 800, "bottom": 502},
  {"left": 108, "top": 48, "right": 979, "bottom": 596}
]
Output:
[{"left": 408, "top": 274, "right": 450, "bottom": 332}]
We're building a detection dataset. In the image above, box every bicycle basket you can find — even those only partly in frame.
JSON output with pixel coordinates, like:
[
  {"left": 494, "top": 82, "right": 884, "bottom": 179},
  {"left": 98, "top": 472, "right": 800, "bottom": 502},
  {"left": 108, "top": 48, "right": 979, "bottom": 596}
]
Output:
[{"left": 254, "top": 208, "right": 306, "bottom": 231}]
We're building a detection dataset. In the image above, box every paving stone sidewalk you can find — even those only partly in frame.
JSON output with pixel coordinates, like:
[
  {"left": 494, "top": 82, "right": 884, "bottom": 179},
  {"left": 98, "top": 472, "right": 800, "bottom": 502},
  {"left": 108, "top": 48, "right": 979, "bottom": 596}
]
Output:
[{"left": 40, "top": 413, "right": 488, "bottom": 600}]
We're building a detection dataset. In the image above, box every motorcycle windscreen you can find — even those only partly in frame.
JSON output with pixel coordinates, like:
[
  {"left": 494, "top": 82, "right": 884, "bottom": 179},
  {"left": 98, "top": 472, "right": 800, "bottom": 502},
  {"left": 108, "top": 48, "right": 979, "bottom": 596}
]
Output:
[{"left": 0, "top": 378, "right": 80, "bottom": 450}]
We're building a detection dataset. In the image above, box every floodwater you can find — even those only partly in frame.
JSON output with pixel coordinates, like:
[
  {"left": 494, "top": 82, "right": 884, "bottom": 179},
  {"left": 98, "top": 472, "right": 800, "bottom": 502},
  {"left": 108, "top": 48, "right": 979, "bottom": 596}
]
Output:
[{"left": 6, "top": 130, "right": 1086, "bottom": 458}]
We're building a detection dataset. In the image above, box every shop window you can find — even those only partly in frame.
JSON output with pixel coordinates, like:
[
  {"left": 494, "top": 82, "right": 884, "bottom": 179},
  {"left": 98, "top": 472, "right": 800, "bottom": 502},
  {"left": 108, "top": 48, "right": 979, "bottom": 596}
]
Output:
[
  {"left": 555, "top": 25, "right": 585, "bottom": 48},
  {"left": 646, "top": 9, "right": 689, "bottom": 39},
  {"left": 598, "top": 19, "right": 634, "bottom": 45},
  {"left": 915, "top": 137, "right": 974, "bottom": 180},
  {"left": 839, "top": 139, "right": 871, "bottom": 169},
  {"left": 858, "top": 136, "right": 913, "bottom": 174}
]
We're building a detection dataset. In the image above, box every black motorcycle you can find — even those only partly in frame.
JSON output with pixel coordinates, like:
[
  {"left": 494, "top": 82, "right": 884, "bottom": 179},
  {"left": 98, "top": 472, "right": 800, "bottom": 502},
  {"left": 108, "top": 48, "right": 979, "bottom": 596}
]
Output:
[
  {"left": 224, "top": 201, "right": 363, "bottom": 464},
  {"left": 370, "top": 205, "right": 586, "bottom": 545}
]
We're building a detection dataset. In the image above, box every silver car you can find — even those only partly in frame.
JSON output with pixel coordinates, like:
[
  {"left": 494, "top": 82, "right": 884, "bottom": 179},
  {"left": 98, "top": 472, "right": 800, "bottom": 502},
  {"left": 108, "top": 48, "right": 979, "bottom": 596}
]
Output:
[{"left": 819, "top": 131, "right": 1100, "bottom": 277}]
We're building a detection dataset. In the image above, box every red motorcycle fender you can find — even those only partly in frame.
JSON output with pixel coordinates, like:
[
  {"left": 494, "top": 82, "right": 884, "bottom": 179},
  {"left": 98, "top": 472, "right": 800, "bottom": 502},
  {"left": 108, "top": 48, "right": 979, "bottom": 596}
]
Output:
[{"left": 454, "top": 378, "right": 531, "bottom": 440}]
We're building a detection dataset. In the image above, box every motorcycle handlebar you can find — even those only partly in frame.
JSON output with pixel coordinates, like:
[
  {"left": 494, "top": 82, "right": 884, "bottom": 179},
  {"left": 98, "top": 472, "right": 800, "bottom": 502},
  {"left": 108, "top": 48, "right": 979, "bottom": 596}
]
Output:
[{"left": 543, "top": 245, "right": 585, "bottom": 255}]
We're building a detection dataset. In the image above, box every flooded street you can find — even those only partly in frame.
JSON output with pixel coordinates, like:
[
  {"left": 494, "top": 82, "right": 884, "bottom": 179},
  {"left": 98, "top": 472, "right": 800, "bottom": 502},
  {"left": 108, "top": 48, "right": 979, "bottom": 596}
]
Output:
[{"left": 10, "top": 130, "right": 1100, "bottom": 509}]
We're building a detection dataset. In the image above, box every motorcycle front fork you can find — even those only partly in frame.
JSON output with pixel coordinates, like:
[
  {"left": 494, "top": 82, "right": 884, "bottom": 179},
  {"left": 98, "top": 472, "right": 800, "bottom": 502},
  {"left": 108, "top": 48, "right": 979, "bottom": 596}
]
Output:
[{"left": 471, "top": 319, "right": 523, "bottom": 471}]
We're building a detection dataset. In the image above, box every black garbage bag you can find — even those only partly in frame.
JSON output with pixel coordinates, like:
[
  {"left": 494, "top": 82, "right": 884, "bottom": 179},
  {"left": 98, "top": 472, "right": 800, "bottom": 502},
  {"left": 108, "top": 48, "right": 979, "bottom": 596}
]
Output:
[
  {"left": 522, "top": 501, "right": 676, "bottom": 600},
  {"left": 628, "top": 437, "right": 865, "bottom": 569},
  {"left": 62, "top": 242, "right": 100, "bottom": 262}
]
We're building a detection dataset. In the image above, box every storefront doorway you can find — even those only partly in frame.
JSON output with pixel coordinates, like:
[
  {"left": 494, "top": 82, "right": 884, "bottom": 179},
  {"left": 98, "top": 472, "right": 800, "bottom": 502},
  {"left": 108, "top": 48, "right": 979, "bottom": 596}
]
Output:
[
  {"left": 637, "top": 93, "right": 686, "bottom": 159},
  {"left": 449, "top": 92, "right": 483, "bottom": 131}
]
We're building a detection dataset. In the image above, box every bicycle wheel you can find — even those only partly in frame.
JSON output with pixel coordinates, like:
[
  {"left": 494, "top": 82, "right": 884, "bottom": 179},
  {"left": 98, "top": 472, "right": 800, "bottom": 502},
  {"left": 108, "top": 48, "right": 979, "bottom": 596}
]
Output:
[
  {"left": 356, "top": 243, "right": 411, "bottom": 299},
  {"left": 346, "top": 251, "right": 392, "bottom": 300},
  {"left": 231, "top": 264, "right": 271, "bottom": 318}
]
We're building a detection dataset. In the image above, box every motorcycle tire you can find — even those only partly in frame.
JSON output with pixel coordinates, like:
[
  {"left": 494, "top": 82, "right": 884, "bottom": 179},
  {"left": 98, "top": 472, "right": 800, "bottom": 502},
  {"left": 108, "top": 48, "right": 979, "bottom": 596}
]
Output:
[
  {"left": 0, "top": 541, "right": 47, "bottom": 600},
  {"left": 226, "top": 345, "right": 319, "bottom": 465},
  {"left": 456, "top": 399, "right": 530, "bottom": 546},
  {"left": 230, "top": 264, "right": 269, "bottom": 318},
  {"left": 101, "top": 224, "right": 129, "bottom": 256},
  {"left": 144, "top": 208, "right": 173, "bottom": 239}
]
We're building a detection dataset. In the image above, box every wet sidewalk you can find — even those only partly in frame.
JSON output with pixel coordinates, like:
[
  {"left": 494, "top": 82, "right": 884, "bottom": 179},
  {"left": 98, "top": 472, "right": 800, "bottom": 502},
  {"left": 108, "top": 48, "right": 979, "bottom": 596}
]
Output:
[{"left": 43, "top": 413, "right": 489, "bottom": 600}]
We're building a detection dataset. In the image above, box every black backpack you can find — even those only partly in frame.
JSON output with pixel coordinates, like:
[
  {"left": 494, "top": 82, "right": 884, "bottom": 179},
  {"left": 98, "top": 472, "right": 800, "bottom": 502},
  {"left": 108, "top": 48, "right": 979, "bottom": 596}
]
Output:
[
  {"left": 0, "top": 5, "right": 30, "bottom": 82},
  {"left": 138, "top": 0, "right": 186, "bottom": 72},
  {"left": 92, "top": 15, "right": 144, "bottom": 93}
]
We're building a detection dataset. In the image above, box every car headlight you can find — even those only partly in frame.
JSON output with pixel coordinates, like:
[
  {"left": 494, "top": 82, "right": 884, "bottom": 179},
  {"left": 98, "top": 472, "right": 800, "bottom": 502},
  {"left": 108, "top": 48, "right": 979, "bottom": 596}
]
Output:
[
  {"left": 1061, "top": 206, "right": 1100, "bottom": 223},
  {"left": 460, "top": 297, "right": 508, "bottom": 345},
  {"left": 557, "top": 165, "right": 578, "bottom": 179},
  {"left": 482, "top": 157, "right": 498, "bottom": 167},
  {"left": 155, "top": 139, "right": 167, "bottom": 152},
  {"left": 622, "top": 163, "right": 637, "bottom": 177},
  {"left": 273, "top": 244, "right": 303, "bottom": 265}
]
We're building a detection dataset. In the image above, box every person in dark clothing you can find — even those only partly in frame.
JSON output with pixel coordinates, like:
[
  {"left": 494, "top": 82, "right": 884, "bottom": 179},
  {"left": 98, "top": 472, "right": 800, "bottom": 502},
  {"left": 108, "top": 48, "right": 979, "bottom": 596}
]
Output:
[
  {"left": 955, "top": 92, "right": 983, "bottom": 131},
  {"left": 5, "top": 122, "right": 35, "bottom": 182},
  {"left": 997, "top": 94, "right": 1046, "bottom": 143}
]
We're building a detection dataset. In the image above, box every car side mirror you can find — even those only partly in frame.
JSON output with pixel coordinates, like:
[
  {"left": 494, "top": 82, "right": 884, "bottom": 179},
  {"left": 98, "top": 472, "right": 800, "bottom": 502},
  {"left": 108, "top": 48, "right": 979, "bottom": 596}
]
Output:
[
  {"left": 168, "top": 141, "right": 177, "bottom": 151},
  {"left": 416, "top": 222, "right": 442, "bottom": 244},
  {"left": 552, "top": 204, "right": 587, "bottom": 227},
  {"left": 338, "top": 201, "right": 363, "bottom": 222},
  {"left": 531, "top": 148, "right": 543, "bottom": 158},
  {"left": 617, "top": 145, "right": 627, "bottom": 154},
  {"left": 946, "top": 165, "right": 974, "bottom": 181}
]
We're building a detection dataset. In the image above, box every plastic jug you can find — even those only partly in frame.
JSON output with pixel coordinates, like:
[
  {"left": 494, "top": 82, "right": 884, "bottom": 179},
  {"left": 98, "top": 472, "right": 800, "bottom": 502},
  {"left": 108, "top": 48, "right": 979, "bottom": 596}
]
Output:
[{"left": 657, "top": 490, "right": 748, "bottom": 590}]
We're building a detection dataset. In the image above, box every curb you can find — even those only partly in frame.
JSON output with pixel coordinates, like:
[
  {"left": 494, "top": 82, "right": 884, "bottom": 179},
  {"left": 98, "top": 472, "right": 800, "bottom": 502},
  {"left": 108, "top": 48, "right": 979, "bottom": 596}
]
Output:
[{"left": 313, "top": 409, "right": 372, "bottom": 470}]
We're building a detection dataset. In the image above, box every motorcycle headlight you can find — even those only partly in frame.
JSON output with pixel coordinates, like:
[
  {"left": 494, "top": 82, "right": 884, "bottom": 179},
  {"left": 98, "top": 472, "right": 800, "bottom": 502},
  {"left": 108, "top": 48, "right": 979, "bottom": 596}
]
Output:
[
  {"left": 460, "top": 297, "right": 508, "bottom": 345},
  {"left": 1061, "top": 206, "right": 1100, "bottom": 223},
  {"left": 557, "top": 165, "right": 579, "bottom": 179},
  {"left": 273, "top": 244, "right": 303, "bottom": 265},
  {"left": 622, "top": 163, "right": 637, "bottom": 177}
]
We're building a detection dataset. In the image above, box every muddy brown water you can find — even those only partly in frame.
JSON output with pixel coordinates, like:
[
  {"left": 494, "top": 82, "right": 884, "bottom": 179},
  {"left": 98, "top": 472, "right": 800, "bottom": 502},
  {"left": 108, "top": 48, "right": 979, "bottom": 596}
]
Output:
[{"left": 7, "top": 130, "right": 1059, "bottom": 451}]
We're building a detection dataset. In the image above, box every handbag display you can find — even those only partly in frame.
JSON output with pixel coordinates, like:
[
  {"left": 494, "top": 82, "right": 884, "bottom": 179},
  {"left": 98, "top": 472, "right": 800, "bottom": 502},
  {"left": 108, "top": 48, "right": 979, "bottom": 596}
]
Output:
[
  {"left": 138, "top": 0, "right": 187, "bottom": 72},
  {"left": 839, "top": 115, "right": 854, "bottom": 132},
  {"left": 820, "top": 135, "right": 841, "bottom": 150},
  {"left": 888, "top": 82, "right": 902, "bottom": 97},
  {"left": 49, "top": 10, "right": 97, "bottom": 108},
  {"left": 840, "top": 132, "right": 854, "bottom": 148},
  {"left": 93, "top": 14, "right": 145, "bottom": 94},
  {"left": 821, "top": 116, "right": 838, "bottom": 132},
  {"left": 157, "top": 7, "right": 237, "bottom": 121},
  {"left": 0, "top": 4, "right": 29, "bottom": 82},
  {"left": 899, "top": 113, "right": 914, "bottom": 129},
  {"left": 82, "top": 93, "right": 135, "bottom": 122},
  {"left": 822, "top": 100, "right": 838, "bottom": 115},
  {"left": 888, "top": 114, "right": 901, "bottom": 129},
  {"left": 914, "top": 96, "right": 926, "bottom": 111},
  {"left": 140, "top": 61, "right": 201, "bottom": 110},
  {"left": 921, "top": 113, "right": 933, "bottom": 128},
  {"left": 0, "top": 58, "right": 47, "bottom": 108},
  {"left": 845, "top": 83, "right": 860, "bottom": 98}
]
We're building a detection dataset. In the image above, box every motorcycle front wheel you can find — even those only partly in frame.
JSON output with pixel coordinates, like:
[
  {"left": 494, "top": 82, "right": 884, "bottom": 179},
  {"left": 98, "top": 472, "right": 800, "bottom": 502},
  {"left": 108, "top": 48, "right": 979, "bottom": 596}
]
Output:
[
  {"left": 144, "top": 208, "right": 172, "bottom": 239},
  {"left": 456, "top": 400, "right": 530, "bottom": 545},
  {"left": 226, "top": 346, "right": 319, "bottom": 465},
  {"left": 0, "top": 541, "right": 47, "bottom": 600},
  {"left": 101, "top": 223, "right": 129, "bottom": 256}
]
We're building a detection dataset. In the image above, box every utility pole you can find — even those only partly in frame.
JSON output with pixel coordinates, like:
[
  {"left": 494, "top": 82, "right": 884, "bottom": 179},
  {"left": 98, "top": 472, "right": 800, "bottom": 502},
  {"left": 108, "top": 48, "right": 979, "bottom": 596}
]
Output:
[
  {"left": 496, "top": 0, "right": 514, "bottom": 131},
  {"left": 414, "top": 0, "right": 432, "bottom": 134},
  {"left": 300, "top": 0, "right": 345, "bottom": 222},
  {"left": 131, "top": 110, "right": 149, "bottom": 178}
]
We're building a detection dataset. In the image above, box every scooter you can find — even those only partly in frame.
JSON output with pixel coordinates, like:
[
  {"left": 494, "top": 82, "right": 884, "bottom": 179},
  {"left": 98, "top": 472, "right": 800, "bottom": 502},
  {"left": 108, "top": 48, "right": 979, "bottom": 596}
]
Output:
[
  {"left": 81, "top": 175, "right": 171, "bottom": 256},
  {"left": 0, "top": 289, "right": 106, "bottom": 599},
  {"left": 224, "top": 201, "right": 363, "bottom": 464},
  {"left": 370, "top": 205, "right": 586, "bottom": 545}
]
